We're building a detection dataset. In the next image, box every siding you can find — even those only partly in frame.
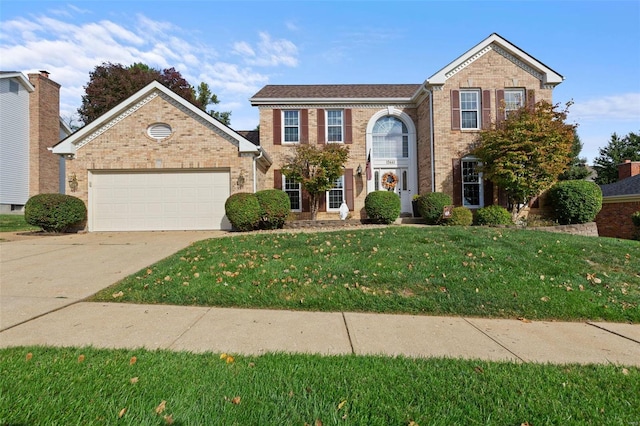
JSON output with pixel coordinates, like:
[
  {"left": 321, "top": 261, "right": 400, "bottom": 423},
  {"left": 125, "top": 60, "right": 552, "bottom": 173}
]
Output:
[{"left": 0, "top": 78, "right": 30, "bottom": 205}]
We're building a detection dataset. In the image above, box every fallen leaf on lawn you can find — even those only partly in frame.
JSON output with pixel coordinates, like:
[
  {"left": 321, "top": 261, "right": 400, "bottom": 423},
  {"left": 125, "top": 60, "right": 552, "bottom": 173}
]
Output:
[
  {"left": 25, "top": 352, "right": 32, "bottom": 361},
  {"left": 130, "top": 377, "right": 139, "bottom": 384},
  {"left": 118, "top": 408, "right": 127, "bottom": 418},
  {"left": 439, "top": 286, "right": 448, "bottom": 293},
  {"left": 372, "top": 247, "right": 378, "bottom": 253},
  {"left": 518, "top": 317, "right": 531, "bottom": 323},
  {"left": 409, "top": 421, "right": 419, "bottom": 426},
  {"left": 146, "top": 269, "right": 153, "bottom": 275},
  {"left": 272, "top": 254, "right": 281, "bottom": 259},
  {"left": 155, "top": 400, "right": 166, "bottom": 414},
  {"left": 622, "top": 368, "right": 629, "bottom": 375},
  {"left": 130, "top": 356, "right": 137, "bottom": 365},
  {"left": 579, "top": 284, "right": 585, "bottom": 291},
  {"left": 226, "top": 356, "right": 235, "bottom": 364},
  {"left": 220, "top": 353, "right": 228, "bottom": 360},
  {"left": 78, "top": 354, "right": 85, "bottom": 363},
  {"left": 337, "top": 400, "right": 347, "bottom": 410},
  {"left": 164, "top": 414, "right": 174, "bottom": 424},
  {"left": 521, "top": 423, "right": 530, "bottom": 426},
  {"left": 593, "top": 277, "right": 602, "bottom": 284},
  {"left": 112, "top": 291, "right": 124, "bottom": 298},
  {"left": 474, "top": 366, "right": 484, "bottom": 374},
  {"left": 164, "top": 276, "right": 172, "bottom": 282},
  {"left": 248, "top": 362, "right": 255, "bottom": 368},
  {"left": 566, "top": 286, "right": 573, "bottom": 291},
  {"left": 540, "top": 296, "right": 550, "bottom": 302},
  {"left": 231, "top": 396, "right": 241, "bottom": 405},
  {"left": 540, "top": 275, "right": 545, "bottom": 280},
  {"left": 315, "top": 419, "right": 323, "bottom": 426}
]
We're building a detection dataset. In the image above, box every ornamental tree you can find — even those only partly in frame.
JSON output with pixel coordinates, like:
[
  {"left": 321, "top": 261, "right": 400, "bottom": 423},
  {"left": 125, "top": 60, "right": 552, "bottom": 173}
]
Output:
[
  {"left": 473, "top": 100, "right": 575, "bottom": 222},
  {"left": 281, "top": 144, "right": 349, "bottom": 221}
]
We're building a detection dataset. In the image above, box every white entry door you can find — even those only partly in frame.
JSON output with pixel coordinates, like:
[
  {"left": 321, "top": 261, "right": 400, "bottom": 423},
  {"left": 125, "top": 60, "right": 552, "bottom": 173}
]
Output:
[
  {"left": 89, "top": 170, "right": 231, "bottom": 231},
  {"left": 376, "top": 168, "right": 413, "bottom": 214}
]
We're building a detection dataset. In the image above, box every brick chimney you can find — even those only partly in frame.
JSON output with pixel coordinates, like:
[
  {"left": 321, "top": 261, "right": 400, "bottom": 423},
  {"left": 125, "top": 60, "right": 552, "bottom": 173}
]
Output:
[
  {"left": 617, "top": 159, "right": 640, "bottom": 181},
  {"left": 28, "top": 71, "right": 61, "bottom": 196}
]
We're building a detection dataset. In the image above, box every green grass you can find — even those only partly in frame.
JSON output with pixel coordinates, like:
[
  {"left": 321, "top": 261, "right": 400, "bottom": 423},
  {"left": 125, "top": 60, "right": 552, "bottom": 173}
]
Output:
[
  {"left": 92, "top": 226, "right": 640, "bottom": 322},
  {"left": 1, "top": 346, "right": 638, "bottom": 425},
  {"left": 0, "top": 214, "right": 38, "bottom": 232}
]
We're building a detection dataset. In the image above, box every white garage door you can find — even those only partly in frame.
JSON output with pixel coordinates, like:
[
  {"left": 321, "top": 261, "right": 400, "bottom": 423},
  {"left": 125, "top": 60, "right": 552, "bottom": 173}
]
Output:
[{"left": 90, "top": 170, "right": 231, "bottom": 231}]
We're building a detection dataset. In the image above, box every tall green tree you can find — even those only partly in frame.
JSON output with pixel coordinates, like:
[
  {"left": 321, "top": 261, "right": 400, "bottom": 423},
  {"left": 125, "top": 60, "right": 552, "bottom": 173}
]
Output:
[
  {"left": 194, "top": 82, "right": 232, "bottom": 126},
  {"left": 281, "top": 144, "right": 349, "bottom": 221},
  {"left": 473, "top": 100, "right": 575, "bottom": 222},
  {"left": 592, "top": 131, "right": 640, "bottom": 184},
  {"left": 558, "top": 129, "right": 589, "bottom": 180}
]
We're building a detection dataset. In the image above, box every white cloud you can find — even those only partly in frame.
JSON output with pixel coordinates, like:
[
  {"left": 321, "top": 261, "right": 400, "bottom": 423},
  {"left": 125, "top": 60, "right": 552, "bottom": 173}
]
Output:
[
  {"left": 233, "top": 41, "right": 255, "bottom": 57},
  {"left": 570, "top": 93, "right": 640, "bottom": 122},
  {"left": 235, "top": 32, "right": 299, "bottom": 67}
]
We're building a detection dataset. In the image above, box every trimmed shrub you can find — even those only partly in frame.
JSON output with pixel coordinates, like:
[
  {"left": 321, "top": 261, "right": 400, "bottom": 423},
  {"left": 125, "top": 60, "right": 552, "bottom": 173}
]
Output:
[
  {"left": 364, "top": 191, "right": 401, "bottom": 224},
  {"left": 256, "top": 189, "right": 290, "bottom": 230},
  {"left": 632, "top": 211, "right": 640, "bottom": 241},
  {"left": 445, "top": 206, "right": 473, "bottom": 226},
  {"left": 24, "top": 193, "right": 87, "bottom": 232},
  {"left": 548, "top": 180, "right": 603, "bottom": 225},
  {"left": 474, "top": 205, "right": 512, "bottom": 226},
  {"left": 224, "top": 192, "right": 261, "bottom": 231},
  {"left": 416, "top": 192, "right": 452, "bottom": 225}
]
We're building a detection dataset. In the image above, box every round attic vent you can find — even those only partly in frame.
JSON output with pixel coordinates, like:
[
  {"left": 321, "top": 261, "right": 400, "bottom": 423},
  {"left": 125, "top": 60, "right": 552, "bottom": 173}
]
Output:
[{"left": 147, "top": 123, "right": 172, "bottom": 140}]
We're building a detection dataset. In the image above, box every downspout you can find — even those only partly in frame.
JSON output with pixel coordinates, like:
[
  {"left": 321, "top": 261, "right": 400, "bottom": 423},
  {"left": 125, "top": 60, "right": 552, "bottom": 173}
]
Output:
[
  {"left": 253, "top": 147, "right": 264, "bottom": 193},
  {"left": 429, "top": 87, "right": 436, "bottom": 193}
]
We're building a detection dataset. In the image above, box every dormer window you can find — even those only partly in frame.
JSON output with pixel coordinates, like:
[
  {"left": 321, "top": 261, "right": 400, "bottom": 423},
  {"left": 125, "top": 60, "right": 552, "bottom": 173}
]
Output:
[{"left": 147, "top": 123, "right": 172, "bottom": 141}]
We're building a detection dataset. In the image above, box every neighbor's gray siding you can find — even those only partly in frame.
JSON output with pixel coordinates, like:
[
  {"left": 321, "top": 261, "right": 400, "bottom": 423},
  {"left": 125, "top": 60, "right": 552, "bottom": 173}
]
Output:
[{"left": 0, "top": 78, "right": 30, "bottom": 205}]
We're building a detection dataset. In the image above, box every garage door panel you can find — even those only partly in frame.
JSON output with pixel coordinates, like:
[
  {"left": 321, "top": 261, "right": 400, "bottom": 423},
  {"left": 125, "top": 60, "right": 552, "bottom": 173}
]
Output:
[{"left": 90, "top": 171, "right": 230, "bottom": 231}]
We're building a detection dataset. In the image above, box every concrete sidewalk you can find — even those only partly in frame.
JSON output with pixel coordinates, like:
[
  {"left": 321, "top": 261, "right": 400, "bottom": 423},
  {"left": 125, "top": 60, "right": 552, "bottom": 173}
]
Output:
[
  {"left": 1, "top": 230, "right": 639, "bottom": 365},
  {"left": 1, "top": 302, "right": 639, "bottom": 365}
]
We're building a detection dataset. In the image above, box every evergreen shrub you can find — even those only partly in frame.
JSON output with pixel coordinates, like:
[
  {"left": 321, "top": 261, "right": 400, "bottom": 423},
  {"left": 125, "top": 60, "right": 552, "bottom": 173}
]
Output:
[
  {"left": 24, "top": 193, "right": 87, "bottom": 232},
  {"left": 256, "top": 189, "right": 290, "bottom": 229},
  {"left": 474, "top": 205, "right": 512, "bottom": 226},
  {"left": 445, "top": 206, "right": 473, "bottom": 226},
  {"left": 548, "top": 180, "right": 602, "bottom": 225},
  {"left": 224, "top": 193, "right": 261, "bottom": 231},
  {"left": 364, "top": 191, "right": 401, "bottom": 224},
  {"left": 416, "top": 192, "right": 452, "bottom": 225}
]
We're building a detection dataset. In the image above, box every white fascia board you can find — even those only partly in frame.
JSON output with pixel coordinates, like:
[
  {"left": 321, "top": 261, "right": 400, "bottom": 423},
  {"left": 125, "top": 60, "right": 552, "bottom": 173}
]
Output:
[
  {"left": 426, "top": 33, "right": 563, "bottom": 86},
  {"left": 250, "top": 97, "right": 413, "bottom": 106},
  {"left": 0, "top": 72, "right": 35, "bottom": 92},
  {"left": 52, "top": 81, "right": 258, "bottom": 155}
]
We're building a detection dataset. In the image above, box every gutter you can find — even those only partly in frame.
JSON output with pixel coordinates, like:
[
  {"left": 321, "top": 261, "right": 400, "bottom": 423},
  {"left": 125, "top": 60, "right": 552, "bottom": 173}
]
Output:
[{"left": 253, "top": 147, "right": 264, "bottom": 193}]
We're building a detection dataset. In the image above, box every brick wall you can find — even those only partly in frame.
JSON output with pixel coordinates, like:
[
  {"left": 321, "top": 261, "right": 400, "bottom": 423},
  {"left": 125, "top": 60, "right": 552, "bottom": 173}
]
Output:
[
  {"left": 65, "top": 93, "right": 255, "bottom": 209},
  {"left": 595, "top": 198, "right": 640, "bottom": 239},
  {"left": 618, "top": 161, "right": 640, "bottom": 180},
  {"left": 28, "top": 72, "right": 61, "bottom": 196}
]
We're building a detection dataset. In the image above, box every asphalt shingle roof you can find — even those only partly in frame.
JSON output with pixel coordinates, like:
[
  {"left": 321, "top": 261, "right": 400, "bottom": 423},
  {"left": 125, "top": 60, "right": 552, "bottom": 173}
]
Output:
[
  {"left": 600, "top": 174, "right": 640, "bottom": 196},
  {"left": 251, "top": 84, "right": 421, "bottom": 100}
]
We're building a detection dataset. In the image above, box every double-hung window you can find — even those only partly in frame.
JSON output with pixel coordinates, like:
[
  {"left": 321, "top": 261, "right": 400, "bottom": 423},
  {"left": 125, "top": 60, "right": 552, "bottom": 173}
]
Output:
[
  {"left": 283, "top": 110, "right": 300, "bottom": 143},
  {"left": 462, "top": 158, "right": 483, "bottom": 208},
  {"left": 327, "top": 176, "right": 344, "bottom": 210},
  {"left": 504, "top": 89, "right": 524, "bottom": 118},
  {"left": 326, "top": 110, "right": 344, "bottom": 143},
  {"left": 460, "top": 90, "right": 480, "bottom": 130},
  {"left": 283, "top": 175, "right": 301, "bottom": 211}
]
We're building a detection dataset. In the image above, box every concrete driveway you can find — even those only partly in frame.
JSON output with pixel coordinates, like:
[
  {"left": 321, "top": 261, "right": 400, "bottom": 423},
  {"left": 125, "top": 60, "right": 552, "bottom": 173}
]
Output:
[{"left": 0, "top": 230, "right": 227, "bottom": 330}]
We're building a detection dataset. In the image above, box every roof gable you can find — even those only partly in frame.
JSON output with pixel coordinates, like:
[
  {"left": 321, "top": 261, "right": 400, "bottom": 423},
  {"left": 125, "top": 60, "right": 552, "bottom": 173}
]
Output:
[
  {"left": 426, "top": 33, "right": 563, "bottom": 88},
  {"left": 53, "top": 81, "right": 258, "bottom": 156},
  {"left": 0, "top": 71, "right": 35, "bottom": 92}
]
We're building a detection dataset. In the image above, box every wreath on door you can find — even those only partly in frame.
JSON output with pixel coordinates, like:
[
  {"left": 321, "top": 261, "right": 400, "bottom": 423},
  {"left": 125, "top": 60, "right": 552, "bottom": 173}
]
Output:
[{"left": 381, "top": 172, "right": 398, "bottom": 190}]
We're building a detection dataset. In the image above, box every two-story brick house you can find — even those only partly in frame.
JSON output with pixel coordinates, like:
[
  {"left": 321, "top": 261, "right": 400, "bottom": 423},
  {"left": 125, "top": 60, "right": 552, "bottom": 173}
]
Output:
[{"left": 250, "top": 33, "right": 563, "bottom": 219}]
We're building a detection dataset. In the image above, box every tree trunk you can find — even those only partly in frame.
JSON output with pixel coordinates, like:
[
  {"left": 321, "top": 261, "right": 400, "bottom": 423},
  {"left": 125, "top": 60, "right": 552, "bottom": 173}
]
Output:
[{"left": 310, "top": 193, "right": 319, "bottom": 221}]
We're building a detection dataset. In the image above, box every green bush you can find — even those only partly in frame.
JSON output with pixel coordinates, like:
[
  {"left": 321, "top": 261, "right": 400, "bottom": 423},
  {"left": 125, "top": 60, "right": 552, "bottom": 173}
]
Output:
[
  {"left": 445, "top": 207, "right": 473, "bottom": 226},
  {"left": 632, "top": 211, "right": 640, "bottom": 227},
  {"left": 364, "top": 191, "right": 401, "bottom": 224},
  {"left": 24, "top": 193, "right": 86, "bottom": 232},
  {"left": 474, "top": 205, "right": 513, "bottom": 226},
  {"left": 416, "top": 192, "right": 452, "bottom": 225},
  {"left": 224, "top": 193, "right": 261, "bottom": 232},
  {"left": 256, "top": 189, "right": 290, "bottom": 230},
  {"left": 548, "top": 180, "right": 603, "bottom": 225}
]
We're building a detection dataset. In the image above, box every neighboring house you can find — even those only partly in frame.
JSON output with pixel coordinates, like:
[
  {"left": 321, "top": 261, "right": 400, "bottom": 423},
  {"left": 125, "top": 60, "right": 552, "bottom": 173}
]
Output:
[
  {"left": 0, "top": 71, "right": 67, "bottom": 212},
  {"left": 250, "top": 33, "right": 563, "bottom": 219},
  {"left": 596, "top": 160, "right": 640, "bottom": 239},
  {"left": 52, "top": 81, "right": 271, "bottom": 231}
]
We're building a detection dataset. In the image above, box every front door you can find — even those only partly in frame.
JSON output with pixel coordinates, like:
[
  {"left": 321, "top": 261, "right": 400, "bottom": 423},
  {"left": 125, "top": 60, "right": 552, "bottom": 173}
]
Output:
[{"left": 376, "top": 167, "right": 412, "bottom": 214}]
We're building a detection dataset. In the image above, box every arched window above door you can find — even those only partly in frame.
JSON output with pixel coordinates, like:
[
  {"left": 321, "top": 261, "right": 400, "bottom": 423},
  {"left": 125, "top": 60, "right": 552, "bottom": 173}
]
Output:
[{"left": 372, "top": 116, "right": 409, "bottom": 158}]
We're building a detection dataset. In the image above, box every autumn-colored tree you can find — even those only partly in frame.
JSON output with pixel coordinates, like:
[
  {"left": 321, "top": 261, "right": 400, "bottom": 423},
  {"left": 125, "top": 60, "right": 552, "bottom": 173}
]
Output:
[
  {"left": 593, "top": 131, "right": 640, "bottom": 184},
  {"left": 78, "top": 62, "right": 200, "bottom": 124},
  {"left": 194, "top": 81, "right": 232, "bottom": 125},
  {"left": 281, "top": 144, "right": 349, "bottom": 220},
  {"left": 473, "top": 100, "right": 575, "bottom": 222}
]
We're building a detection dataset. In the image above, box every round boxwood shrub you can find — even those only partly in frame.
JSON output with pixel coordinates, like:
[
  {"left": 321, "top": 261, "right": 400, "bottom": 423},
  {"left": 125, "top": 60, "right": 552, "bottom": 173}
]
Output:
[
  {"left": 548, "top": 180, "right": 603, "bottom": 225},
  {"left": 25, "top": 193, "right": 87, "bottom": 233},
  {"left": 224, "top": 192, "right": 261, "bottom": 231},
  {"left": 256, "top": 189, "right": 290, "bottom": 230},
  {"left": 445, "top": 206, "right": 473, "bottom": 226},
  {"left": 364, "top": 190, "right": 401, "bottom": 224},
  {"left": 416, "top": 192, "right": 452, "bottom": 225},
  {"left": 474, "top": 205, "right": 512, "bottom": 226}
]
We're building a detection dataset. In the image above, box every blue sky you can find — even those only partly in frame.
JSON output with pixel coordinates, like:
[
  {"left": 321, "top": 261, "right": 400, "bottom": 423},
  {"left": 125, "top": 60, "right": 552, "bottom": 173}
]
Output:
[{"left": 1, "top": 0, "right": 639, "bottom": 163}]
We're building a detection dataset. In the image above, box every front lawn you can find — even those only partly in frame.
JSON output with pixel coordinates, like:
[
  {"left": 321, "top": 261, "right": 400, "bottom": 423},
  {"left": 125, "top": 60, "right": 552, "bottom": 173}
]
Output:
[
  {"left": 0, "top": 214, "right": 38, "bottom": 233},
  {"left": 92, "top": 226, "right": 640, "bottom": 322},
  {"left": 1, "top": 346, "right": 637, "bottom": 425}
]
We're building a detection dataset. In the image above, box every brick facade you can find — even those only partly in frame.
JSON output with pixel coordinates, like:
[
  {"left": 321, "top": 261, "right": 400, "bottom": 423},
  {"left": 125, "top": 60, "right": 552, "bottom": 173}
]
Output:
[
  {"left": 596, "top": 199, "right": 640, "bottom": 239},
  {"left": 28, "top": 72, "right": 61, "bottom": 196}
]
